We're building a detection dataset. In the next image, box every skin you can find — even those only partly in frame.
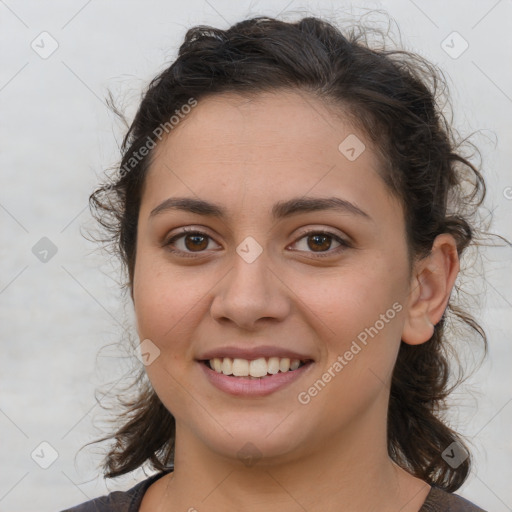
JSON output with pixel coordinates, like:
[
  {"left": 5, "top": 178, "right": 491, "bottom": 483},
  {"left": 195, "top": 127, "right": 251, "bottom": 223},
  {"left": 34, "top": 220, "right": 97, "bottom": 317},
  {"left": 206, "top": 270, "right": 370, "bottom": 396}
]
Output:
[{"left": 133, "top": 90, "right": 459, "bottom": 511}]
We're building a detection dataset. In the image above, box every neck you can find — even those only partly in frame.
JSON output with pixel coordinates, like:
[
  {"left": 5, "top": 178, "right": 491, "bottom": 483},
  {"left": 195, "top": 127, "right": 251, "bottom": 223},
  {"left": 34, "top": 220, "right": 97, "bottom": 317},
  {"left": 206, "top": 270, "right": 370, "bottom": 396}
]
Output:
[{"left": 145, "top": 398, "right": 430, "bottom": 512}]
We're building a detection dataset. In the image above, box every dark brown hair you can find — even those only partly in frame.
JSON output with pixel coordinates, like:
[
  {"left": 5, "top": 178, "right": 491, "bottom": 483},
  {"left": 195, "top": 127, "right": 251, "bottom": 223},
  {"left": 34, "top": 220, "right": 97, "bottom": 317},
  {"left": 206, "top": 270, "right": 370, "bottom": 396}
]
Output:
[{"left": 88, "top": 14, "right": 488, "bottom": 492}]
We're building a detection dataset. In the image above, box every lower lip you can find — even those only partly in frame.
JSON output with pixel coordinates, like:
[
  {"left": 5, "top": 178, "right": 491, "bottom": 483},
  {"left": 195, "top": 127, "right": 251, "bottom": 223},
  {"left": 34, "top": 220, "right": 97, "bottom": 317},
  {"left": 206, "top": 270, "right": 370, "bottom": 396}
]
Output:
[{"left": 198, "top": 361, "right": 314, "bottom": 397}]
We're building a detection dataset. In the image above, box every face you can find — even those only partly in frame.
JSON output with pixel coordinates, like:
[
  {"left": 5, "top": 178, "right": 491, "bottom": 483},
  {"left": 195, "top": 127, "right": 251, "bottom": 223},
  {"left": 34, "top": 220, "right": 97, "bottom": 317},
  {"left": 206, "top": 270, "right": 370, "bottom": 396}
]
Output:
[{"left": 132, "top": 90, "right": 413, "bottom": 464}]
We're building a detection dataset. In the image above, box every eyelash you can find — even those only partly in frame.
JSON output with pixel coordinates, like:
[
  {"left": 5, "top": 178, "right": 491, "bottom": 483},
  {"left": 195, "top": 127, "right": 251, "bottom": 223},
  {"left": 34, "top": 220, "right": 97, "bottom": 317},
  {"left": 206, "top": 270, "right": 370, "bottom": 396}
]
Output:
[{"left": 163, "top": 227, "right": 351, "bottom": 258}]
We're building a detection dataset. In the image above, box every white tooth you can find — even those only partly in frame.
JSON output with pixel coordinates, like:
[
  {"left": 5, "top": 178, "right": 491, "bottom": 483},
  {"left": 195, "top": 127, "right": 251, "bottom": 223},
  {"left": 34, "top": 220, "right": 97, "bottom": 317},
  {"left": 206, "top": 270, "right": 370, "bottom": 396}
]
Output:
[
  {"left": 232, "top": 358, "right": 249, "bottom": 377},
  {"left": 279, "top": 358, "right": 290, "bottom": 372},
  {"left": 216, "top": 356, "right": 303, "bottom": 377},
  {"left": 249, "top": 358, "right": 268, "bottom": 378},
  {"left": 267, "top": 357, "right": 280, "bottom": 374},
  {"left": 221, "top": 357, "right": 233, "bottom": 375}
]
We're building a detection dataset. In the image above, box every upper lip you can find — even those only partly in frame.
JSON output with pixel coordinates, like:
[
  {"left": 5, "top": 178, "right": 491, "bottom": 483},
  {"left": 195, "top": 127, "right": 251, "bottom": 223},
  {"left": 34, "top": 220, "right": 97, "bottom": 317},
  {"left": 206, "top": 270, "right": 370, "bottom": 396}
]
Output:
[{"left": 197, "top": 345, "right": 314, "bottom": 361}]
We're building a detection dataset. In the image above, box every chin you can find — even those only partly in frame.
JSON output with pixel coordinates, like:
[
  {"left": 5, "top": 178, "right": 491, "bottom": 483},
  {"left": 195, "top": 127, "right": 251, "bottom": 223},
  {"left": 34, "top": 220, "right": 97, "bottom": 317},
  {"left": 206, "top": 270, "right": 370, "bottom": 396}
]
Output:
[{"left": 196, "top": 420, "right": 310, "bottom": 467}]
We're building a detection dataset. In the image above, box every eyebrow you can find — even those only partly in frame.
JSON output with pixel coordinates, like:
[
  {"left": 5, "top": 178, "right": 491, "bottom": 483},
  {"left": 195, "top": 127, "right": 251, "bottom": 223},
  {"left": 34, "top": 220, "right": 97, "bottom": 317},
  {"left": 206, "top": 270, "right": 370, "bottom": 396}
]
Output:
[{"left": 149, "top": 196, "right": 371, "bottom": 221}]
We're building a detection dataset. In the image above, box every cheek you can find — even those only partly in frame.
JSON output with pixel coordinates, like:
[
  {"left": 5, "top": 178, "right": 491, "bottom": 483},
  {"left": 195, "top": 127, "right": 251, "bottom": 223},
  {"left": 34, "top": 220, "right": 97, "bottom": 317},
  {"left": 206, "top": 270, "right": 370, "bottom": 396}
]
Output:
[
  {"left": 132, "top": 259, "right": 209, "bottom": 410},
  {"left": 133, "top": 255, "right": 207, "bottom": 349},
  {"left": 300, "top": 259, "right": 406, "bottom": 337},
  {"left": 302, "top": 258, "right": 407, "bottom": 390},
  {"left": 296, "top": 270, "right": 406, "bottom": 421}
]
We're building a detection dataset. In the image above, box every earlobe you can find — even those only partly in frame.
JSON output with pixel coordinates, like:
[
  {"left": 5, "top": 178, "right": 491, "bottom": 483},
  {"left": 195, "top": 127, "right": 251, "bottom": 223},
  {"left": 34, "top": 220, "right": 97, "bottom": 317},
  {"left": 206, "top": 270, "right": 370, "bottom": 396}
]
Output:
[{"left": 402, "top": 234, "right": 460, "bottom": 346}]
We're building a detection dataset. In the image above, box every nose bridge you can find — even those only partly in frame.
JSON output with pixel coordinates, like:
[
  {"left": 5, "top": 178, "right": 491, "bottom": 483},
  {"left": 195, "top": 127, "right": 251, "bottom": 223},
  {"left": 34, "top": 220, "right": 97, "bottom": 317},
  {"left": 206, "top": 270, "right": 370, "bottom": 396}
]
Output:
[
  {"left": 232, "top": 239, "right": 271, "bottom": 295},
  {"left": 210, "top": 237, "right": 289, "bottom": 329}
]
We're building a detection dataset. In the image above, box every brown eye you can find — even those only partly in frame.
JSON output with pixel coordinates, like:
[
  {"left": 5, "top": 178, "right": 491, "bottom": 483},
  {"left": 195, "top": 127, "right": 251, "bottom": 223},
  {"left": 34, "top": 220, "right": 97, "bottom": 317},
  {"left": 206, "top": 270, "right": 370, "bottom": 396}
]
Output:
[
  {"left": 290, "top": 230, "right": 349, "bottom": 257},
  {"left": 183, "top": 233, "right": 209, "bottom": 251},
  {"left": 307, "top": 233, "right": 333, "bottom": 252},
  {"left": 164, "top": 229, "right": 220, "bottom": 256}
]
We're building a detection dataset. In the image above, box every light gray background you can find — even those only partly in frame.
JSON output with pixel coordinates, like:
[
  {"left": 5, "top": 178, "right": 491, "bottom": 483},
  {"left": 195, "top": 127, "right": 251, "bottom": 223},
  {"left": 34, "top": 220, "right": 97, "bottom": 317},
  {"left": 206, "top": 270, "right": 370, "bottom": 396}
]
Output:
[{"left": 0, "top": 1, "right": 511, "bottom": 511}]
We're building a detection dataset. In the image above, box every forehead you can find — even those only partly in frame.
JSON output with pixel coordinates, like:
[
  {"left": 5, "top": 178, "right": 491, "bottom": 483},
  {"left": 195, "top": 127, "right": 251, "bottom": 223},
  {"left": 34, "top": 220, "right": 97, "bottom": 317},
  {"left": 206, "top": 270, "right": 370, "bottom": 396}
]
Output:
[
  {"left": 153, "top": 90, "right": 370, "bottom": 164},
  {"left": 141, "top": 90, "right": 399, "bottom": 223}
]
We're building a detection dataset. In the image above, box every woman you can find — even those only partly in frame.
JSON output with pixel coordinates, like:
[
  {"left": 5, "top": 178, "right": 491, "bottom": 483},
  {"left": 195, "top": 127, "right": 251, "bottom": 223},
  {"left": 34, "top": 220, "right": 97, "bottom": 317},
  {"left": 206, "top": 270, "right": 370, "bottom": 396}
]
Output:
[{"left": 63, "top": 14, "right": 488, "bottom": 512}]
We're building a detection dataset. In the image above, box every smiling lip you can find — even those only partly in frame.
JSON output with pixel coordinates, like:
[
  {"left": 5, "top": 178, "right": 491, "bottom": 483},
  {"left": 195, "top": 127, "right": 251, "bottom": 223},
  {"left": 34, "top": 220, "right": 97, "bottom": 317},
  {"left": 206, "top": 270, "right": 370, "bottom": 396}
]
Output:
[
  {"left": 198, "top": 360, "right": 314, "bottom": 397},
  {"left": 196, "top": 345, "right": 313, "bottom": 361}
]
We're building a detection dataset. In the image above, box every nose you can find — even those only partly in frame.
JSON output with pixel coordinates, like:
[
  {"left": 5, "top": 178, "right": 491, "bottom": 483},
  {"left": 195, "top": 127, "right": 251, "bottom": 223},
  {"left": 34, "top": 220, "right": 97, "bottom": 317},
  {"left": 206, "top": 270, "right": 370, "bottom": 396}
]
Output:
[{"left": 209, "top": 247, "right": 291, "bottom": 331}]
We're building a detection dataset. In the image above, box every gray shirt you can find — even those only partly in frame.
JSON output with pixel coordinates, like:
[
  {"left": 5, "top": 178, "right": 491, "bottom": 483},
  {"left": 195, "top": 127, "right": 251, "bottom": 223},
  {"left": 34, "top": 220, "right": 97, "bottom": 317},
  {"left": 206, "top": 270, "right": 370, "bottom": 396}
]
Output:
[{"left": 61, "top": 470, "right": 487, "bottom": 512}]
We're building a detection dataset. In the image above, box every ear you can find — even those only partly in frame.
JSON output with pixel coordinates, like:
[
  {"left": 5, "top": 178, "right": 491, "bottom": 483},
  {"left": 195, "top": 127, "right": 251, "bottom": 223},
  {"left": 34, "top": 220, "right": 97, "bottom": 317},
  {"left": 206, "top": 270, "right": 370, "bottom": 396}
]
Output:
[{"left": 402, "top": 234, "right": 460, "bottom": 345}]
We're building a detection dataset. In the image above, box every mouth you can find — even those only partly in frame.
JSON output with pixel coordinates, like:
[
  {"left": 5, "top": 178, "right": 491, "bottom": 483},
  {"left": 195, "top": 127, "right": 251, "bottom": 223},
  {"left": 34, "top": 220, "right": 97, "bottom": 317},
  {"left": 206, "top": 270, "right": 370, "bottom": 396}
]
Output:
[
  {"left": 199, "top": 357, "right": 313, "bottom": 379},
  {"left": 197, "top": 356, "right": 315, "bottom": 397}
]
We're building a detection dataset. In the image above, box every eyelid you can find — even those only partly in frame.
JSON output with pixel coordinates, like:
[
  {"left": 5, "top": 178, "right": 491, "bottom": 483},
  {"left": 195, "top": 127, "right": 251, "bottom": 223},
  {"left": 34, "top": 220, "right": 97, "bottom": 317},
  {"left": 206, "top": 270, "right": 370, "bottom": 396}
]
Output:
[
  {"left": 287, "top": 228, "right": 351, "bottom": 256},
  {"left": 292, "top": 225, "right": 351, "bottom": 244},
  {"left": 163, "top": 225, "right": 351, "bottom": 257},
  {"left": 163, "top": 227, "right": 221, "bottom": 254}
]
